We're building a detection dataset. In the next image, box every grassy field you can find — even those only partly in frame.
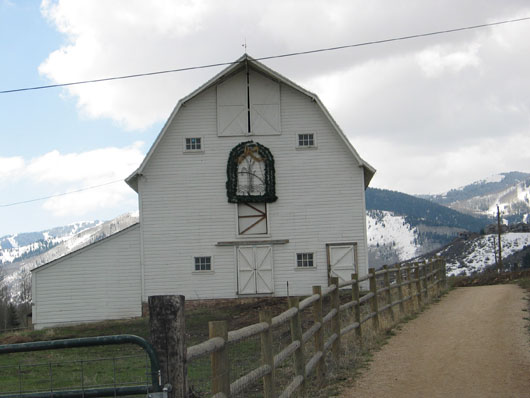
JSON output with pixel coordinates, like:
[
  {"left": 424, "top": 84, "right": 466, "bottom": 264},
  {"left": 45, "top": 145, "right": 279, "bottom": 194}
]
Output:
[{"left": 0, "top": 298, "right": 288, "bottom": 397}]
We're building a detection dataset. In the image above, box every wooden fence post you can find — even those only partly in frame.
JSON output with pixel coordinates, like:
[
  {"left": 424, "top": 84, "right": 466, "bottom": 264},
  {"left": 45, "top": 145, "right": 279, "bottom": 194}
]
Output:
[
  {"left": 312, "top": 286, "right": 326, "bottom": 384},
  {"left": 423, "top": 261, "right": 429, "bottom": 303},
  {"left": 395, "top": 265, "right": 405, "bottom": 315},
  {"left": 369, "top": 268, "right": 380, "bottom": 331},
  {"left": 148, "top": 295, "right": 188, "bottom": 398},
  {"left": 405, "top": 265, "right": 412, "bottom": 312},
  {"left": 209, "top": 321, "right": 230, "bottom": 397},
  {"left": 414, "top": 263, "right": 422, "bottom": 308},
  {"left": 351, "top": 274, "right": 362, "bottom": 344},
  {"left": 330, "top": 277, "right": 342, "bottom": 362},
  {"left": 383, "top": 265, "right": 394, "bottom": 323},
  {"left": 434, "top": 258, "right": 441, "bottom": 297},
  {"left": 288, "top": 297, "right": 305, "bottom": 394},
  {"left": 443, "top": 258, "right": 447, "bottom": 288},
  {"left": 259, "top": 310, "right": 275, "bottom": 398}
]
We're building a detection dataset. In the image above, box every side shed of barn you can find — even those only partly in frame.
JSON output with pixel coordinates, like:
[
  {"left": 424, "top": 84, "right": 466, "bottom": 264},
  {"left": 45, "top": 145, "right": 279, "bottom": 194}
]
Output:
[{"left": 31, "top": 224, "right": 142, "bottom": 329}]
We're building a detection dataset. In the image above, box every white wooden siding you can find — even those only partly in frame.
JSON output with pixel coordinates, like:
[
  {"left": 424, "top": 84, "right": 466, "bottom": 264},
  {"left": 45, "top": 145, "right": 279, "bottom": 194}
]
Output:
[
  {"left": 32, "top": 225, "right": 141, "bottom": 329},
  {"left": 138, "top": 68, "right": 369, "bottom": 300}
]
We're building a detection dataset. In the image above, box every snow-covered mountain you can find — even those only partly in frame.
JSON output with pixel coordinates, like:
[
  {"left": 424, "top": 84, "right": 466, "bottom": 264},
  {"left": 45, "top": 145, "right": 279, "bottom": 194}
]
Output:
[
  {"left": 422, "top": 171, "right": 530, "bottom": 223},
  {"left": 0, "top": 212, "right": 139, "bottom": 300},
  {"left": 431, "top": 232, "right": 530, "bottom": 276}
]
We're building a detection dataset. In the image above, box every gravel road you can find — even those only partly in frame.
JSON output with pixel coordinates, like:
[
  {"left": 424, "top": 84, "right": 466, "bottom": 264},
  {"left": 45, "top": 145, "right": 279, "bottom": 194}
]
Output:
[{"left": 340, "top": 285, "right": 530, "bottom": 398}]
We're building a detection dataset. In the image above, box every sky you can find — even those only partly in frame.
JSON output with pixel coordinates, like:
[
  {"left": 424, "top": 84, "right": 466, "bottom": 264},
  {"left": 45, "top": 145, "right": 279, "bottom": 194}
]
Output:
[{"left": 1, "top": 0, "right": 530, "bottom": 236}]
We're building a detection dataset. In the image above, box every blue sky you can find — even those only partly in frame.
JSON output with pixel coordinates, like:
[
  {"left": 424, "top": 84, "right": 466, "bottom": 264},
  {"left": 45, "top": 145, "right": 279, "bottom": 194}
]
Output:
[{"left": 1, "top": 0, "right": 530, "bottom": 236}]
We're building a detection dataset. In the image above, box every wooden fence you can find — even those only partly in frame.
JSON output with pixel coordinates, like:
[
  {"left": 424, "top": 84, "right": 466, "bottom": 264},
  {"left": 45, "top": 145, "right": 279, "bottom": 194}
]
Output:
[{"left": 154, "top": 258, "right": 447, "bottom": 398}]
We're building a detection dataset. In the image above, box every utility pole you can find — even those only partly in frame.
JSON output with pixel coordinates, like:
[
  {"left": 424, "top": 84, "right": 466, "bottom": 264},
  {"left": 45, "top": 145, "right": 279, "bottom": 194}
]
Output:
[
  {"left": 493, "top": 236, "right": 498, "bottom": 268},
  {"left": 497, "top": 205, "right": 503, "bottom": 273}
]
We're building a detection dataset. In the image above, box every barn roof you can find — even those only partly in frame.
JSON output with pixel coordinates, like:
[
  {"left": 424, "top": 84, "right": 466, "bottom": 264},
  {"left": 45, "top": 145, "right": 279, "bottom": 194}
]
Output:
[{"left": 125, "top": 54, "right": 375, "bottom": 191}]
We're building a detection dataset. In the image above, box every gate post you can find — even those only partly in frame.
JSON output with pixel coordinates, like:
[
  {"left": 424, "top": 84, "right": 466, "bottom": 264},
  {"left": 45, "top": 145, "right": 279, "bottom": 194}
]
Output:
[{"left": 148, "top": 295, "right": 188, "bottom": 398}]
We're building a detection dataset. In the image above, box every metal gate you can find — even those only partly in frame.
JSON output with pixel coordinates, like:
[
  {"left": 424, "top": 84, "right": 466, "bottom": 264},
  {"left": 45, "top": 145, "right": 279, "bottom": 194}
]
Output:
[{"left": 0, "top": 334, "right": 167, "bottom": 398}]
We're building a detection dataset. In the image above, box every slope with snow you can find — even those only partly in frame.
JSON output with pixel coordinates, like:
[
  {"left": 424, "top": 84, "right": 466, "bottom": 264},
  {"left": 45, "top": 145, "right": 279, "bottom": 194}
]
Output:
[
  {"left": 437, "top": 232, "right": 530, "bottom": 276},
  {"left": 366, "top": 210, "right": 420, "bottom": 267},
  {"left": 0, "top": 212, "right": 139, "bottom": 301}
]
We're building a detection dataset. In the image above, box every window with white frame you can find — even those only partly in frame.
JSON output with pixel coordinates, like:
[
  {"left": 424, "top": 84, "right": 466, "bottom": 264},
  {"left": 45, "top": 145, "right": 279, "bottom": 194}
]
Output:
[
  {"left": 297, "top": 133, "right": 315, "bottom": 148},
  {"left": 296, "top": 253, "right": 314, "bottom": 268},
  {"left": 194, "top": 256, "right": 211, "bottom": 271},
  {"left": 185, "top": 137, "right": 202, "bottom": 151}
]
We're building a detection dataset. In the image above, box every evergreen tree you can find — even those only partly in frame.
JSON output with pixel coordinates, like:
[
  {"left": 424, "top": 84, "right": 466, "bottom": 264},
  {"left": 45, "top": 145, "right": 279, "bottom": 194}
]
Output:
[{"left": 7, "top": 303, "right": 20, "bottom": 329}]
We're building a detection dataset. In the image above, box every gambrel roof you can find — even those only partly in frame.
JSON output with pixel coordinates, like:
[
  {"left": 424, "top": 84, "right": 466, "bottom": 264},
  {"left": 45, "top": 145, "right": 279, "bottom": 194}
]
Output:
[{"left": 126, "top": 54, "right": 375, "bottom": 191}]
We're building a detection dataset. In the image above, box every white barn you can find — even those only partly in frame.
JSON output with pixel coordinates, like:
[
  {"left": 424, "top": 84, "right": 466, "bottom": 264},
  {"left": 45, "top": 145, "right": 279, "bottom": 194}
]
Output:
[{"left": 31, "top": 55, "right": 375, "bottom": 329}]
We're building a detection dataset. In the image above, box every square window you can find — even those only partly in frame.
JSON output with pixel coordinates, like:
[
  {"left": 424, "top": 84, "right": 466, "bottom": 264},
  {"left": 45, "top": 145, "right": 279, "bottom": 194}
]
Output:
[
  {"left": 296, "top": 253, "right": 314, "bottom": 267},
  {"left": 185, "top": 137, "right": 202, "bottom": 151},
  {"left": 194, "top": 256, "right": 211, "bottom": 271},
  {"left": 298, "top": 134, "right": 314, "bottom": 147}
]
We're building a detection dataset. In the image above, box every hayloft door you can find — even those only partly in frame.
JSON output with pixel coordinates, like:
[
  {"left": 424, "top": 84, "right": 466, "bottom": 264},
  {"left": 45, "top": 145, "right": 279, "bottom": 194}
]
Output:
[
  {"left": 327, "top": 243, "right": 358, "bottom": 283},
  {"left": 237, "top": 245, "right": 274, "bottom": 294}
]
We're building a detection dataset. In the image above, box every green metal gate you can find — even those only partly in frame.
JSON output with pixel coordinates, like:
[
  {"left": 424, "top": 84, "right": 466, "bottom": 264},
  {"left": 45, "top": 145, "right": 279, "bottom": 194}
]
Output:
[{"left": 0, "top": 334, "right": 167, "bottom": 398}]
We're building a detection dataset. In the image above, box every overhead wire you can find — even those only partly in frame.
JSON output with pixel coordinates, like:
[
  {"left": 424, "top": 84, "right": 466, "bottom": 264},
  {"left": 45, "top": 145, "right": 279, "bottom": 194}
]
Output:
[
  {"left": 0, "top": 179, "right": 124, "bottom": 207},
  {"left": 1, "top": 16, "right": 529, "bottom": 95},
  {"left": 2, "top": 15, "right": 530, "bottom": 207}
]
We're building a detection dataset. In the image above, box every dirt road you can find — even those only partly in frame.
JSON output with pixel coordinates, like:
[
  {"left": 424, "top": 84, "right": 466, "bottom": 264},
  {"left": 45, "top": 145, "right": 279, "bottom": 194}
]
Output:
[{"left": 340, "top": 285, "right": 530, "bottom": 398}]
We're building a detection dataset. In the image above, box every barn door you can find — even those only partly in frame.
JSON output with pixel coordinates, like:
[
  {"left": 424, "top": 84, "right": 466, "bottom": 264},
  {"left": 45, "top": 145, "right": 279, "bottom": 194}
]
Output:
[
  {"left": 327, "top": 243, "right": 357, "bottom": 283},
  {"left": 237, "top": 245, "right": 274, "bottom": 294}
]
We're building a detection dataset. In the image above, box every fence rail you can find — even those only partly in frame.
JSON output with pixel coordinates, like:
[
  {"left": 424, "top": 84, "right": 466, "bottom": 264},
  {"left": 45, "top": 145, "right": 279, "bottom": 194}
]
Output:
[{"left": 184, "top": 257, "right": 447, "bottom": 398}]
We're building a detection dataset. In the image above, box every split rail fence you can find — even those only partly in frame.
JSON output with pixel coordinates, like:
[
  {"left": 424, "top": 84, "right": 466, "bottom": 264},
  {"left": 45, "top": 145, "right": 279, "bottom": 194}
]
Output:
[{"left": 178, "top": 257, "right": 447, "bottom": 398}]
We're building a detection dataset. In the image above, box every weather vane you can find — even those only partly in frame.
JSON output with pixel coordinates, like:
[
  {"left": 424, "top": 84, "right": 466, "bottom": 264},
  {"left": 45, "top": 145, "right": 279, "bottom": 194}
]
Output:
[{"left": 242, "top": 38, "right": 247, "bottom": 53}]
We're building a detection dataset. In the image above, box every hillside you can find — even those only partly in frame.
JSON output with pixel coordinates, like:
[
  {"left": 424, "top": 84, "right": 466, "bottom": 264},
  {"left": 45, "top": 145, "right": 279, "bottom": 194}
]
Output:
[
  {"left": 365, "top": 187, "right": 491, "bottom": 267},
  {"left": 421, "top": 171, "right": 530, "bottom": 223},
  {"left": 428, "top": 232, "right": 530, "bottom": 276},
  {"left": 1, "top": 212, "right": 139, "bottom": 301}
]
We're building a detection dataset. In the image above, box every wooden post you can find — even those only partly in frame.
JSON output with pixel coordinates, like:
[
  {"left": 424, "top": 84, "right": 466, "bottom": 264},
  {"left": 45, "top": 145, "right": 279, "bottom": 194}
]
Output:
[
  {"left": 148, "top": 295, "right": 188, "bottom": 398},
  {"left": 414, "top": 263, "right": 422, "bottom": 308},
  {"left": 369, "top": 268, "right": 379, "bottom": 331},
  {"left": 351, "top": 274, "right": 362, "bottom": 344},
  {"left": 209, "top": 321, "right": 230, "bottom": 397},
  {"left": 423, "top": 261, "right": 429, "bottom": 302},
  {"left": 443, "top": 259, "right": 448, "bottom": 288},
  {"left": 259, "top": 310, "right": 275, "bottom": 398},
  {"left": 383, "top": 265, "right": 394, "bottom": 323},
  {"left": 312, "top": 286, "right": 326, "bottom": 384},
  {"left": 395, "top": 265, "right": 405, "bottom": 315},
  {"left": 288, "top": 297, "right": 305, "bottom": 394},
  {"left": 330, "top": 277, "right": 341, "bottom": 362},
  {"left": 405, "top": 265, "right": 412, "bottom": 311},
  {"left": 435, "top": 258, "right": 441, "bottom": 297}
]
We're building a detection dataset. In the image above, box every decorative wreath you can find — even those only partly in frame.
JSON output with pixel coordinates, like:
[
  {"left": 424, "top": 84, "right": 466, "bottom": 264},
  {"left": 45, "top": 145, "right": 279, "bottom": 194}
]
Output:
[{"left": 226, "top": 141, "right": 277, "bottom": 203}]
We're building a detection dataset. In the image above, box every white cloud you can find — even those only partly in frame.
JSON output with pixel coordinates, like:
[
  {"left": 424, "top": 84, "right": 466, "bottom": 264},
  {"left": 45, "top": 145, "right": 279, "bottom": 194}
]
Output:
[
  {"left": 26, "top": 142, "right": 144, "bottom": 184},
  {"left": 3, "top": 143, "right": 144, "bottom": 217},
  {"left": 37, "top": 1, "right": 530, "bottom": 194},
  {"left": 0, "top": 156, "right": 25, "bottom": 180}
]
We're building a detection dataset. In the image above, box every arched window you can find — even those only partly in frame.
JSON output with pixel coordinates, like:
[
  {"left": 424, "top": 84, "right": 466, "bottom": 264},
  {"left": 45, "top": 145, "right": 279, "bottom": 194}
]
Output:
[{"left": 226, "top": 141, "right": 277, "bottom": 203}]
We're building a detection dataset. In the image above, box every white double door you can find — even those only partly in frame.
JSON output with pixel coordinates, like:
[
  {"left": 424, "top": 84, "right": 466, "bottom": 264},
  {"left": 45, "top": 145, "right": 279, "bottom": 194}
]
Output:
[{"left": 237, "top": 245, "right": 274, "bottom": 294}]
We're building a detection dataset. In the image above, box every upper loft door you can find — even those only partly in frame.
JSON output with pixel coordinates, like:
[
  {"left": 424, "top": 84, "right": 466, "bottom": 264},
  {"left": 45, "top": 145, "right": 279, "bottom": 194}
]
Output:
[
  {"left": 327, "top": 243, "right": 358, "bottom": 283},
  {"left": 217, "top": 69, "right": 280, "bottom": 136}
]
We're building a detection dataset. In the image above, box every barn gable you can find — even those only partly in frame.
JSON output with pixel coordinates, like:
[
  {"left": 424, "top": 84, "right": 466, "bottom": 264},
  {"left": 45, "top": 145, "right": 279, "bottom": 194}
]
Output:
[{"left": 126, "top": 54, "right": 374, "bottom": 191}]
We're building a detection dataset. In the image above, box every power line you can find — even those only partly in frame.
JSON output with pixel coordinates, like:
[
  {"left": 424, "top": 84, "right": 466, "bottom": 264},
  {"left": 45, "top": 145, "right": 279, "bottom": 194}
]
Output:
[
  {"left": 0, "top": 179, "right": 124, "bottom": 208},
  {"left": 2, "top": 16, "right": 529, "bottom": 95}
]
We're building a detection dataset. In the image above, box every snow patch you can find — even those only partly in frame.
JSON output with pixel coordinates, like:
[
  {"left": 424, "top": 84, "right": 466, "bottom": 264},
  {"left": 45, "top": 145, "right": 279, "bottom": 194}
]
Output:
[{"left": 367, "top": 210, "right": 418, "bottom": 261}]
